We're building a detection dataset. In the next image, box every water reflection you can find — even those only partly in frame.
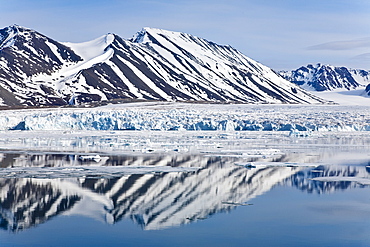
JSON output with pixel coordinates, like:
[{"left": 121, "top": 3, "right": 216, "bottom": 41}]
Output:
[
  {"left": 287, "top": 164, "right": 370, "bottom": 193},
  {"left": 1, "top": 152, "right": 370, "bottom": 233},
  {"left": 1, "top": 131, "right": 370, "bottom": 156}
]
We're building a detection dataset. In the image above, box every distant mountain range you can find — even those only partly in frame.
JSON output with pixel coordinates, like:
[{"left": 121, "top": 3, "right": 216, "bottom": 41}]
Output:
[
  {"left": 279, "top": 63, "right": 370, "bottom": 94},
  {"left": 0, "top": 25, "right": 325, "bottom": 107}
]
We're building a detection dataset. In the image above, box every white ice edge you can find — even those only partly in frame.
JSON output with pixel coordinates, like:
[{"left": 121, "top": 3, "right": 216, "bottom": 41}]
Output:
[
  {"left": 0, "top": 165, "right": 201, "bottom": 178},
  {"left": 235, "top": 162, "right": 323, "bottom": 168},
  {"left": 1, "top": 103, "right": 370, "bottom": 131},
  {"left": 310, "top": 176, "right": 370, "bottom": 185}
]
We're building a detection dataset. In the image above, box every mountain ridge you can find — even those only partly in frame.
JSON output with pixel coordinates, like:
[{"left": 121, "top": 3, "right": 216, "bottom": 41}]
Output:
[
  {"left": 280, "top": 63, "right": 370, "bottom": 92},
  {"left": 0, "top": 25, "right": 326, "bottom": 107}
]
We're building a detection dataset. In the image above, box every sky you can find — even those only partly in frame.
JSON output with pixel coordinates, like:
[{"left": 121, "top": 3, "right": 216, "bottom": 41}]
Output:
[{"left": 1, "top": 0, "right": 370, "bottom": 71}]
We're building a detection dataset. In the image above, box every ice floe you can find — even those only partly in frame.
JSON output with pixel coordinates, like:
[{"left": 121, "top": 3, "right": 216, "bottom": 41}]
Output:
[
  {"left": 0, "top": 165, "right": 201, "bottom": 179},
  {"left": 311, "top": 176, "right": 370, "bottom": 185}
]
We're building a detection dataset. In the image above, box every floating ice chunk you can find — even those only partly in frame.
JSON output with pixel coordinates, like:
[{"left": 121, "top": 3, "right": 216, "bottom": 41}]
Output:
[
  {"left": 79, "top": 155, "right": 108, "bottom": 162},
  {"left": 236, "top": 162, "right": 321, "bottom": 169},
  {"left": 289, "top": 130, "right": 312, "bottom": 137},
  {"left": 235, "top": 162, "right": 256, "bottom": 169},
  {"left": 142, "top": 148, "right": 156, "bottom": 153},
  {"left": 173, "top": 147, "right": 189, "bottom": 152},
  {"left": 0, "top": 165, "right": 201, "bottom": 178},
  {"left": 310, "top": 176, "right": 370, "bottom": 185},
  {"left": 311, "top": 170, "right": 324, "bottom": 173},
  {"left": 242, "top": 149, "right": 284, "bottom": 157},
  {"left": 221, "top": 202, "right": 253, "bottom": 206}
]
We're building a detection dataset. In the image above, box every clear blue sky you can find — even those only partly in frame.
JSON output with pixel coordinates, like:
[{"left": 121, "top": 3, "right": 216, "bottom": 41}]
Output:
[{"left": 1, "top": 0, "right": 370, "bottom": 70}]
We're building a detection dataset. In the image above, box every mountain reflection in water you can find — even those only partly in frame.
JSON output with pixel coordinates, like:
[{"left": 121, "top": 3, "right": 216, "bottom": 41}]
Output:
[{"left": 0, "top": 153, "right": 370, "bottom": 232}]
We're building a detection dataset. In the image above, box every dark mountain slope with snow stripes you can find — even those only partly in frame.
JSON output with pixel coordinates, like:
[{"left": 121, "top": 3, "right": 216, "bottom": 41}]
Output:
[{"left": 0, "top": 25, "right": 326, "bottom": 107}]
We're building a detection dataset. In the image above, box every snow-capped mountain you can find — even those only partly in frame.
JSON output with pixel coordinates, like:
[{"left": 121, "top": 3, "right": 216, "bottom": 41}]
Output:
[
  {"left": 280, "top": 63, "right": 370, "bottom": 91},
  {"left": 0, "top": 25, "right": 325, "bottom": 107},
  {"left": 0, "top": 25, "right": 83, "bottom": 106}
]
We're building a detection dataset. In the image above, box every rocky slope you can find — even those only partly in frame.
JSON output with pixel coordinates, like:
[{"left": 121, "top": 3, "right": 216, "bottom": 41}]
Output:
[
  {"left": 0, "top": 25, "right": 325, "bottom": 107},
  {"left": 280, "top": 63, "right": 370, "bottom": 91}
]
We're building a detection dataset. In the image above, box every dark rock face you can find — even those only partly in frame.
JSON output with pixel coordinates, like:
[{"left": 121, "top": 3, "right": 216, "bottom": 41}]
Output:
[
  {"left": 0, "top": 25, "right": 83, "bottom": 106},
  {"left": 280, "top": 63, "right": 370, "bottom": 91},
  {"left": 366, "top": 84, "right": 370, "bottom": 96},
  {"left": 0, "top": 25, "right": 325, "bottom": 107}
]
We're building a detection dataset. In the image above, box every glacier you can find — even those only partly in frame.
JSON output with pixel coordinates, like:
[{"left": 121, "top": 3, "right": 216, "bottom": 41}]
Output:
[{"left": 1, "top": 102, "right": 370, "bottom": 132}]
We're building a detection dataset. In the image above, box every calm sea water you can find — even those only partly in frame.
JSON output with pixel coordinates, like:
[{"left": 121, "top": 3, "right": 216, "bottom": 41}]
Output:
[{"left": 1, "top": 132, "right": 370, "bottom": 246}]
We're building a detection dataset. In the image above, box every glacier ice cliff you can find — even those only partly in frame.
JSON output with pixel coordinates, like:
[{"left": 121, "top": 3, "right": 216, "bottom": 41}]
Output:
[{"left": 1, "top": 103, "right": 370, "bottom": 132}]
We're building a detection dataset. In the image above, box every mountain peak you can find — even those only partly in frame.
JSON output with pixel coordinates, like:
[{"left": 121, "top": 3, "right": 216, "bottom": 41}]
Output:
[
  {"left": 0, "top": 25, "right": 21, "bottom": 49},
  {"left": 130, "top": 27, "right": 180, "bottom": 43},
  {"left": 0, "top": 24, "right": 47, "bottom": 50},
  {"left": 0, "top": 25, "right": 326, "bottom": 107},
  {"left": 2, "top": 24, "right": 35, "bottom": 34},
  {"left": 130, "top": 27, "right": 234, "bottom": 55},
  {"left": 130, "top": 27, "right": 148, "bottom": 43},
  {"left": 8, "top": 24, "right": 22, "bottom": 30},
  {"left": 280, "top": 64, "right": 370, "bottom": 91}
]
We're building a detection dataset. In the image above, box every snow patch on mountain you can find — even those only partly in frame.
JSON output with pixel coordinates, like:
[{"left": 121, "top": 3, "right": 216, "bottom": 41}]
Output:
[{"left": 63, "top": 34, "right": 114, "bottom": 61}]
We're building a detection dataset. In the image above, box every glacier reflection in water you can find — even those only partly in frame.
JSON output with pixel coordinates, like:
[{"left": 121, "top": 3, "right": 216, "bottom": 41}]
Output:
[
  {"left": 1, "top": 152, "right": 370, "bottom": 233},
  {"left": 1, "top": 131, "right": 370, "bottom": 246},
  {"left": 0, "top": 153, "right": 303, "bottom": 232}
]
